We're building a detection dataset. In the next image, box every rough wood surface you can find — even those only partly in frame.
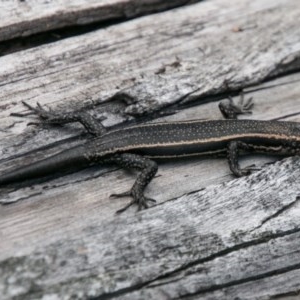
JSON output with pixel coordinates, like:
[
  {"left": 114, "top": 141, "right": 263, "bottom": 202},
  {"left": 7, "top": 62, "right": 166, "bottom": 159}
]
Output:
[
  {"left": 1, "top": 156, "right": 300, "bottom": 300},
  {"left": 1, "top": 75, "right": 300, "bottom": 300},
  {"left": 0, "top": 0, "right": 299, "bottom": 121},
  {"left": 0, "top": 0, "right": 199, "bottom": 42},
  {"left": 1, "top": 0, "right": 300, "bottom": 299}
]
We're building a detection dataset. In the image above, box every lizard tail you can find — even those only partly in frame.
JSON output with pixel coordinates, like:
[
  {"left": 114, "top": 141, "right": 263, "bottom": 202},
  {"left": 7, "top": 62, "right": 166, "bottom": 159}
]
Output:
[{"left": 0, "top": 145, "right": 89, "bottom": 186}]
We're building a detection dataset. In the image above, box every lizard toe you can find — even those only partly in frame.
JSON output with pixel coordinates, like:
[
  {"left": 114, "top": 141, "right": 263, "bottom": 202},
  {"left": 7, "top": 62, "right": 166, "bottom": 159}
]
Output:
[
  {"left": 112, "top": 189, "right": 156, "bottom": 213},
  {"left": 110, "top": 190, "right": 131, "bottom": 198},
  {"left": 115, "top": 199, "right": 136, "bottom": 214},
  {"left": 138, "top": 196, "right": 156, "bottom": 211},
  {"left": 242, "top": 164, "right": 261, "bottom": 175}
]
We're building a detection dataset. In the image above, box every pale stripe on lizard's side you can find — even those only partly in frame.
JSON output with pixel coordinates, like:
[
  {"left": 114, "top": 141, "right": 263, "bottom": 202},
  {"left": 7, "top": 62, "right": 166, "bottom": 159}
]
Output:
[{"left": 1, "top": 97, "right": 299, "bottom": 213}]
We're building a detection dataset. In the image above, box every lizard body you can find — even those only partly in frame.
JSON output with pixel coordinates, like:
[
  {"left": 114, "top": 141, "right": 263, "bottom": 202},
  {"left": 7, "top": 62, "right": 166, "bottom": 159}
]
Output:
[{"left": 1, "top": 97, "right": 299, "bottom": 212}]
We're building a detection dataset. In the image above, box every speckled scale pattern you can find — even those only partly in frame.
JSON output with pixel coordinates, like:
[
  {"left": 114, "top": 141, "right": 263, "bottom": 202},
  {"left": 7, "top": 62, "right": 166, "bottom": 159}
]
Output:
[
  {"left": 85, "top": 120, "right": 300, "bottom": 159},
  {"left": 104, "top": 153, "right": 158, "bottom": 212},
  {"left": 3, "top": 101, "right": 300, "bottom": 213}
]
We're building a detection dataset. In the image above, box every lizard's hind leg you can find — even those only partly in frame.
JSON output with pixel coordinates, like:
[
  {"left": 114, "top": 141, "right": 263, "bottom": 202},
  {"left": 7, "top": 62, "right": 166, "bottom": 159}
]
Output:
[{"left": 107, "top": 153, "right": 158, "bottom": 213}]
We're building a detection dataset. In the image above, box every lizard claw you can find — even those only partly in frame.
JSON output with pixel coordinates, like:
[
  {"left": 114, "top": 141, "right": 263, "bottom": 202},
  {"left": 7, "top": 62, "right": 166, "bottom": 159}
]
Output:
[
  {"left": 219, "top": 92, "right": 254, "bottom": 119},
  {"left": 239, "top": 94, "right": 254, "bottom": 111},
  {"left": 110, "top": 190, "right": 132, "bottom": 198},
  {"left": 239, "top": 164, "right": 261, "bottom": 176},
  {"left": 11, "top": 101, "right": 54, "bottom": 121},
  {"left": 243, "top": 164, "right": 261, "bottom": 173},
  {"left": 110, "top": 190, "right": 156, "bottom": 214},
  {"left": 22, "top": 101, "right": 53, "bottom": 120}
]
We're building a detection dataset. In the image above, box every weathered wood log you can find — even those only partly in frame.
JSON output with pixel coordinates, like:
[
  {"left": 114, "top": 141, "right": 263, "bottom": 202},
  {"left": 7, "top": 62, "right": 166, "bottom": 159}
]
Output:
[
  {"left": 1, "top": 74, "right": 300, "bottom": 300},
  {"left": 0, "top": 73, "right": 299, "bottom": 206},
  {"left": 0, "top": 0, "right": 299, "bottom": 160},
  {"left": 1, "top": 156, "right": 300, "bottom": 299},
  {"left": 1, "top": 0, "right": 300, "bottom": 299},
  {"left": 0, "top": 0, "right": 200, "bottom": 42},
  {"left": 0, "top": 0, "right": 300, "bottom": 123}
]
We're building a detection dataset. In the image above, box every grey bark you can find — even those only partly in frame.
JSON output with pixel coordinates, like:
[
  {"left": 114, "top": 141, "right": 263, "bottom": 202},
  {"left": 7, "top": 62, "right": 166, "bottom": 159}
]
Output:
[
  {"left": 1, "top": 157, "right": 300, "bottom": 299},
  {"left": 0, "top": 0, "right": 300, "bottom": 299},
  {"left": 0, "top": 0, "right": 199, "bottom": 42}
]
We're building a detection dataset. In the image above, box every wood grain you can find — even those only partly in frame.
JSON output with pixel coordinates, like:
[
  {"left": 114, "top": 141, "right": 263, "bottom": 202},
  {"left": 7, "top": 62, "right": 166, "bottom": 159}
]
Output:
[
  {"left": 0, "top": 0, "right": 300, "bottom": 299},
  {"left": 1, "top": 73, "right": 300, "bottom": 299},
  {"left": 0, "top": 0, "right": 299, "bottom": 156},
  {"left": 1, "top": 156, "right": 300, "bottom": 299},
  {"left": 0, "top": 0, "right": 199, "bottom": 42}
]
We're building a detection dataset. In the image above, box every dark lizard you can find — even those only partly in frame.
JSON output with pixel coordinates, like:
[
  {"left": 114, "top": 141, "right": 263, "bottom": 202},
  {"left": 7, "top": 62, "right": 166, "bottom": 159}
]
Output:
[{"left": 1, "top": 96, "right": 300, "bottom": 213}]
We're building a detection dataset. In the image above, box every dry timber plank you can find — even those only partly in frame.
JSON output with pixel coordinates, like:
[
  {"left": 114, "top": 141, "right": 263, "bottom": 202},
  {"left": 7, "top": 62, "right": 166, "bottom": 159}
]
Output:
[
  {"left": 1, "top": 156, "right": 300, "bottom": 299},
  {"left": 0, "top": 0, "right": 199, "bottom": 42},
  {"left": 0, "top": 0, "right": 299, "bottom": 157},
  {"left": 0, "top": 73, "right": 300, "bottom": 300},
  {"left": 0, "top": 0, "right": 300, "bottom": 298},
  {"left": 0, "top": 73, "right": 299, "bottom": 206},
  {"left": 0, "top": 0, "right": 299, "bottom": 126}
]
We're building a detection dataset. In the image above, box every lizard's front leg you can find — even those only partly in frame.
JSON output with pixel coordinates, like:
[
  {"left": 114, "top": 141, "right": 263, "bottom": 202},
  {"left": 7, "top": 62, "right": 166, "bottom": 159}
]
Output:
[
  {"left": 220, "top": 94, "right": 260, "bottom": 176},
  {"left": 219, "top": 92, "right": 253, "bottom": 120},
  {"left": 106, "top": 153, "right": 158, "bottom": 213},
  {"left": 19, "top": 101, "right": 107, "bottom": 136}
]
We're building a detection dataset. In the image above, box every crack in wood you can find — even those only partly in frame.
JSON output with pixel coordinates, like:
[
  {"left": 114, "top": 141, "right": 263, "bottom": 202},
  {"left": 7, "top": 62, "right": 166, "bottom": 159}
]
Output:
[
  {"left": 250, "top": 196, "right": 300, "bottom": 233},
  {"left": 86, "top": 227, "right": 300, "bottom": 300},
  {"left": 177, "top": 262, "right": 300, "bottom": 299},
  {"left": 0, "top": 0, "right": 202, "bottom": 53},
  {"left": 273, "top": 112, "right": 300, "bottom": 121},
  {"left": 0, "top": 167, "right": 119, "bottom": 205},
  {"left": 270, "top": 289, "right": 300, "bottom": 299},
  {"left": 1, "top": 191, "right": 43, "bottom": 204}
]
